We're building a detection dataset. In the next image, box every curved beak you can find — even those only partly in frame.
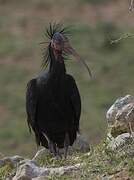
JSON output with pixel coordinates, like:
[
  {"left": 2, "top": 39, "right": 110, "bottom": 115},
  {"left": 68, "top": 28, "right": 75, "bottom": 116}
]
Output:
[{"left": 63, "top": 39, "right": 92, "bottom": 78}]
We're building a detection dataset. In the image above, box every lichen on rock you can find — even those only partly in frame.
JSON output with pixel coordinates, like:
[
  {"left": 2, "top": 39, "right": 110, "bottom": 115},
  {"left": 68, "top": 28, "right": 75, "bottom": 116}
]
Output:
[{"left": 106, "top": 94, "right": 134, "bottom": 137}]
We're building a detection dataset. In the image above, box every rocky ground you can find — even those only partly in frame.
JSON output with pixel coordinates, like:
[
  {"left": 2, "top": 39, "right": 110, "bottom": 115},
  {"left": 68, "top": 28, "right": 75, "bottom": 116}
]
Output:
[{"left": 0, "top": 95, "right": 134, "bottom": 180}]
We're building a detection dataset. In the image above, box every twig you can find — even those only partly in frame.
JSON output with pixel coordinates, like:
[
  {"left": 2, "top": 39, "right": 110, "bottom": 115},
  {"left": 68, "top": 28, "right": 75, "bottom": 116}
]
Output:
[{"left": 110, "top": 33, "right": 134, "bottom": 44}]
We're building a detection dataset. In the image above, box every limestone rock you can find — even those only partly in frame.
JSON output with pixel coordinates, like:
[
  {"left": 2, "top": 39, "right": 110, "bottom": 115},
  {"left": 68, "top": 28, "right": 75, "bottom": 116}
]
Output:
[
  {"left": 13, "top": 160, "right": 42, "bottom": 180},
  {"left": 13, "top": 159, "right": 82, "bottom": 180},
  {"left": 0, "top": 155, "right": 24, "bottom": 168},
  {"left": 106, "top": 94, "right": 134, "bottom": 126},
  {"left": 106, "top": 95, "right": 134, "bottom": 137},
  {"left": 107, "top": 132, "right": 134, "bottom": 151}
]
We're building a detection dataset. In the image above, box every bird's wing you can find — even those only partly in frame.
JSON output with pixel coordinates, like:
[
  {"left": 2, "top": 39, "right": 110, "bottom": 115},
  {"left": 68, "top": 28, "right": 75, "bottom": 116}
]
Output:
[
  {"left": 26, "top": 78, "right": 38, "bottom": 133},
  {"left": 67, "top": 75, "right": 81, "bottom": 131}
]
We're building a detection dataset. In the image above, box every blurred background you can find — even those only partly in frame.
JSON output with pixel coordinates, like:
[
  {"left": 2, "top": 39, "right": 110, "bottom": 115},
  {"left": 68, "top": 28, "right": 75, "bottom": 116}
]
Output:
[{"left": 0, "top": 0, "right": 134, "bottom": 158}]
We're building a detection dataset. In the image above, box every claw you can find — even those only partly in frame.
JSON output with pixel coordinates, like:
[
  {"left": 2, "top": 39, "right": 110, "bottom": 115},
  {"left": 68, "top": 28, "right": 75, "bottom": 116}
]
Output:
[{"left": 42, "top": 132, "right": 62, "bottom": 158}]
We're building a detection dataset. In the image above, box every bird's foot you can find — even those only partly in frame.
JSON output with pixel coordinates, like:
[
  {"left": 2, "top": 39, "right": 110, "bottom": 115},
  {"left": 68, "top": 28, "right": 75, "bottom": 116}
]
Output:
[{"left": 48, "top": 142, "right": 63, "bottom": 159}]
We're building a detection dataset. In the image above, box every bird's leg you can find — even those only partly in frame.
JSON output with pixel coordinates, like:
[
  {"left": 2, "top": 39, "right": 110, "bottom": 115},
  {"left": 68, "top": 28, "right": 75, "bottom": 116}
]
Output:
[
  {"left": 51, "top": 143, "right": 58, "bottom": 157},
  {"left": 64, "top": 133, "right": 70, "bottom": 159},
  {"left": 56, "top": 146, "right": 62, "bottom": 159},
  {"left": 48, "top": 141, "right": 57, "bottom": 156},
  {"left": 42, "top": 132, "right": 57, "bottom": 156}
]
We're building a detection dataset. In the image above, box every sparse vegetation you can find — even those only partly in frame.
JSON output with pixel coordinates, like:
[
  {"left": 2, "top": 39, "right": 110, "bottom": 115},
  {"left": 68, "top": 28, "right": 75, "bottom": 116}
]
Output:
[{"left": 0, "top": 141, "right": 133, "bottom": 179}]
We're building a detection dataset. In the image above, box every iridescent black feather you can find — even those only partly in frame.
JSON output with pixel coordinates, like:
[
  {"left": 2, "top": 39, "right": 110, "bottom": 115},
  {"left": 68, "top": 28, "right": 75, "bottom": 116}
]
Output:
[{"left": 40, "top": 23, "right": 71, "bottom": 69}]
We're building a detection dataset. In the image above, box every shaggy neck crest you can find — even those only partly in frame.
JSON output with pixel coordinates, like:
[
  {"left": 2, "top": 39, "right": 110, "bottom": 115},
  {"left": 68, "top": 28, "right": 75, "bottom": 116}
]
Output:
[{"left": 40, "top": 23, "right": 71, "bottom": 70}]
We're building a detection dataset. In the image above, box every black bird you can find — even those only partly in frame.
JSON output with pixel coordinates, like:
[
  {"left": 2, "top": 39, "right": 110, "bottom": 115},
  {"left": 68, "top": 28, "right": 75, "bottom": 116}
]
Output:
[{"left": 26, "top": 23, "right": 92, "bottom": 157}]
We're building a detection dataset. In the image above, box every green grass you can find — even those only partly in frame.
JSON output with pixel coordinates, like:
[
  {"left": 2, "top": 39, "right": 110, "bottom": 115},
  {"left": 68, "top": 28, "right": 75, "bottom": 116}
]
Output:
[{"left": 0, "top": 163, "right": 14, "bottom": 180}]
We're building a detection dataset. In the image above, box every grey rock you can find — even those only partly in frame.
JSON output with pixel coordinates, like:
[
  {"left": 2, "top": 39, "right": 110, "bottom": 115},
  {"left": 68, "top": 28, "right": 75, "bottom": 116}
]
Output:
[
  {"left": 107, "top": 132, "right": 134, "bottom": 151},
  {"left": 115, "top": 103, "right": 134, "bottom": 122},
  {"left": 0, "top": 155, "right": 24, "bottom": 168},
  {"left": 13, "top": 160, "right": 43, "bottom": 180},
  {"left": 106, "top": 95, "right": 134, "bottom": 138},
  {"left": 11, "top": 156, "right": 24, "bottom": 163},
  {"left": 13, "top": 159, "right": 82, "bottom": 179},
  {"left": 126, "top": 106, "right": 134, "bottom": 121},
  {"left": 106, "top": 94, "right": 134, "bottom": 126}
]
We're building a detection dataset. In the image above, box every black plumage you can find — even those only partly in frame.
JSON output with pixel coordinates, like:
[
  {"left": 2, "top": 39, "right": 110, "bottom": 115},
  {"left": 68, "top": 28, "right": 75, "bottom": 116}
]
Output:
[{"left": 26, "top": 23, "right": 82, "bottom": 157}]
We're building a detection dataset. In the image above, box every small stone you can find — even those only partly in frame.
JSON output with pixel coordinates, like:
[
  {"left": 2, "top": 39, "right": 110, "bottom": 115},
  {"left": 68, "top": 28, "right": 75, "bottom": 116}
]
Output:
[
  {"left": 107, "top": 132, "right": 134, "bottom": 151},
  {"left": 11, "top": 155, "right": 24, "bottom": 163},
  {"left": 0, "top": 155, "right": 24, "bottom": 169},
  {"left": 13, "top": 159, "right": 82, "bottom": 179}
]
